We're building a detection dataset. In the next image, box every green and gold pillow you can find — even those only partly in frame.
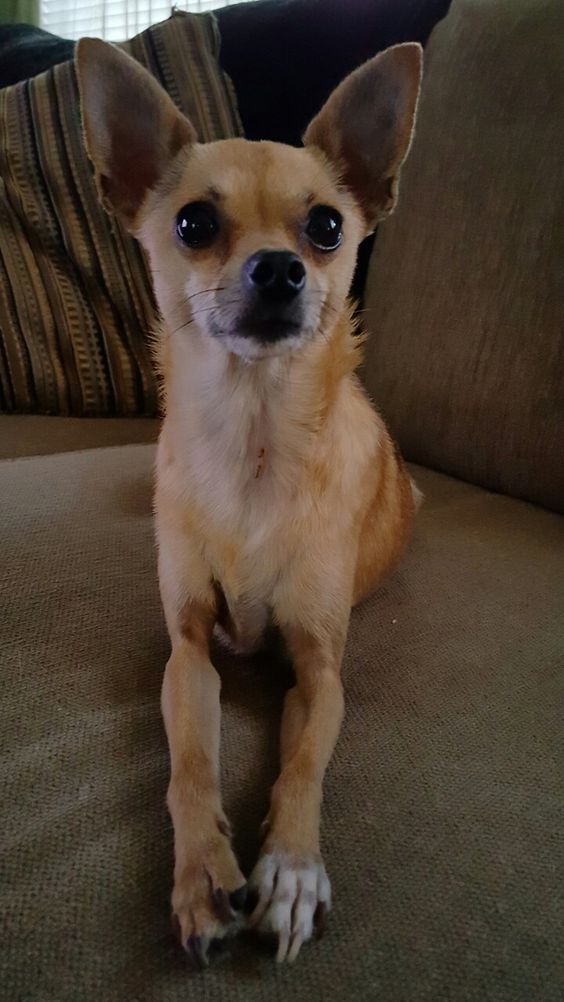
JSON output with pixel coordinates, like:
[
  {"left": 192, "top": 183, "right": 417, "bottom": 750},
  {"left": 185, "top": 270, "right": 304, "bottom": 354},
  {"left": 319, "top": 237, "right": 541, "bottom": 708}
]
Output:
[{"left": 0, "top": 13, "right": 242, "bottom": 416}]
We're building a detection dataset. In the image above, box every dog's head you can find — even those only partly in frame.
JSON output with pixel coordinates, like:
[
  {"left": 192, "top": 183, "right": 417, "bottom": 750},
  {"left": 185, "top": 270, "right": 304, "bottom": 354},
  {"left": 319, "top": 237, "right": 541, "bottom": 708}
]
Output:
[{"left": 77, "top": 38, "right": 421, "bottom": 361}]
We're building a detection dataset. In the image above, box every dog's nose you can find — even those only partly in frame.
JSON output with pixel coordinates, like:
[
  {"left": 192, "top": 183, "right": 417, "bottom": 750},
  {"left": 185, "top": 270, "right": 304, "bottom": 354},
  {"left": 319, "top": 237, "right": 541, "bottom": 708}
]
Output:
[{"left": 243, "top": 250, "right": 306, "bottom": 303}]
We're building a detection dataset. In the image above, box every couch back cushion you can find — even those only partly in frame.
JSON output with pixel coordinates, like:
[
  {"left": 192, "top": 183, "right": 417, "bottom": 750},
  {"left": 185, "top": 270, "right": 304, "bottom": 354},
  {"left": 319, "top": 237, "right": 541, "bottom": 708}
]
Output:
[
  {"left": 0, "top": 13, "right": 241, "bottom": 416},
  {"left": 362, "top": 0, "right": 564, "bottom": 512}
]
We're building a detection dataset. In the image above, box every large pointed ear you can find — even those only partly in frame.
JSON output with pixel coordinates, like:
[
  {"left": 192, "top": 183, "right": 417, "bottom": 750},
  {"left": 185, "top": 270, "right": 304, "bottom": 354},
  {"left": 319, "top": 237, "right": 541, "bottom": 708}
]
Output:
[
  {"left": 303, "top": 43, "right": 422, "bottom": 231},
  {"left": 75, "top": 37, "right": 196, "bottom": 228}
]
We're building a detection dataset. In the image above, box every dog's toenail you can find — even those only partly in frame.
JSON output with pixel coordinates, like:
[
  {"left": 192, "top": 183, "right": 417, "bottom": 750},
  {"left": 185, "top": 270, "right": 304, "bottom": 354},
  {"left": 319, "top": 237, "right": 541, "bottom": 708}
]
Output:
[
  {"left": 245, "top": 887, "right": 259, "bottom": 915},
  {"left": 314, "top": 902, "right": 328, "bottom": 937},
  {"left": 185, "top": 935, "right": 208, "bottom": 969},
  {"left": 171, "top": 914, "right": 182, "bottom": 942},
  {"left": 229, "top": 885, "right": 248, "bottom": 912},
  {"left": 211, "top": 886, "right": 233, "bottom": 924}
]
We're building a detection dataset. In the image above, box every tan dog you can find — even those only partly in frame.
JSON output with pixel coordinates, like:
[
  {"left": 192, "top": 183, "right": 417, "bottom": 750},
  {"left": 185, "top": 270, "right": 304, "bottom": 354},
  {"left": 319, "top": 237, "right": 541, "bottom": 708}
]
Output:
[{"left": 77, "top": 37, "right": 422, "bottom": 966}]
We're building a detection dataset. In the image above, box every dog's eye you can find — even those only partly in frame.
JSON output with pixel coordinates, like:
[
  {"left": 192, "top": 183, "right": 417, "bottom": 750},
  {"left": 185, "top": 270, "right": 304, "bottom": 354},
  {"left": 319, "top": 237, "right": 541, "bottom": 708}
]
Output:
[
  {"left": 175, "top": 202, "right": 219, "bottom": 249},
  {"left": 305, "top": 205, "right": 343, "bottom": 251}
]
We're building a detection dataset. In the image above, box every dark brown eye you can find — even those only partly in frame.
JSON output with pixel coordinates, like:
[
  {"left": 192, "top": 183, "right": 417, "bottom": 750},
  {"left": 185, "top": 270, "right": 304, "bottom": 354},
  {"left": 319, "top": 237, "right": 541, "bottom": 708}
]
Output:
[
  {"left": 305, "top": 205, "right": 343, "bottom": 251},
  {"left": 175, "top": 202, "right": 219, "bottom": 249}
]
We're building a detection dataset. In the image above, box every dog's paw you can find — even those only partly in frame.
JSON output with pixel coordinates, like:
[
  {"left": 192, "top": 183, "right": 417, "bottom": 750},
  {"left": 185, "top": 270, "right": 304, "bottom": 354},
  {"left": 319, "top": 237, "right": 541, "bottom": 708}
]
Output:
[
  {"left": 171, "top": 832, "right": 246, "bottom": 967},
  {"left": 248, "top": 849, "right": 331, "bottom": 963}
]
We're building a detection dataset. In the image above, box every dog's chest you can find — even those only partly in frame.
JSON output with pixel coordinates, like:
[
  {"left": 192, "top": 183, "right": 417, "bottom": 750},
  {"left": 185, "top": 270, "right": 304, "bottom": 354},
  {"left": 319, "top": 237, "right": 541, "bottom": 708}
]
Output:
[
  {"left": 186, "top": 371, "right": 309, "bottom": 551},
  {"left": 164, "top": 348, "right": 322, "bottom": 631},
  {"left": 199, "top": 448, "right": 298, "bottom": 654},
  {"left": 200, "top": 444, "right": 303, "bottom": 589}
]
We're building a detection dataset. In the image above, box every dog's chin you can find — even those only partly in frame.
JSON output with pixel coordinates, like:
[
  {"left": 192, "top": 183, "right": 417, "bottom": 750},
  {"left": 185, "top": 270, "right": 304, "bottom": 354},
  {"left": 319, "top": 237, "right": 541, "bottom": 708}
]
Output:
[
  {"left": 219, "top": 333, "right": 307, "bottom": 362},
  {"left": 211, "top": 320, "right": 313, "bottom": 362}
]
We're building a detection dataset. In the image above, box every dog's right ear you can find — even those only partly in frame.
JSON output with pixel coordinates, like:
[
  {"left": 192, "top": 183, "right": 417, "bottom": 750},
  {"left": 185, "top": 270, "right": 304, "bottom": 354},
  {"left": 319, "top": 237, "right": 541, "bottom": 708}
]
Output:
[{"left": 76, "top": 38, "right": 196, "bottom": 228}]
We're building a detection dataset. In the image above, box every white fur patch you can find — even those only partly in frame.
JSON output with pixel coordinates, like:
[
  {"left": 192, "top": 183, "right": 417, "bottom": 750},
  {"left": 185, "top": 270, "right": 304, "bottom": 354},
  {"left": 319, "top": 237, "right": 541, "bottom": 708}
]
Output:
[
  {"left": 248, "top": 850, "right": 331, "bottom": 963},
  {"left": 410, "top": 477, "right": 424, "bottom": 510}
]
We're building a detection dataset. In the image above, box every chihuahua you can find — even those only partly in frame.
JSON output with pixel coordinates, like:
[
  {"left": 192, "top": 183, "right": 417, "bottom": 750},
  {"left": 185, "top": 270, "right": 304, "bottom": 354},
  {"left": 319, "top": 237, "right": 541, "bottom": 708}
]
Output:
[{"left": 77, "top": 36, "right": 422, "bottom": 966}]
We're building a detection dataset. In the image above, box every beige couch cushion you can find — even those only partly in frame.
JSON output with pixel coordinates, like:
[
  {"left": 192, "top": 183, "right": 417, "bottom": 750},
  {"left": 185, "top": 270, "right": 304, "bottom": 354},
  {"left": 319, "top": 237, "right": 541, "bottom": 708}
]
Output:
[
  {"left": 2, "top": 443, "right": 563, "bottom": 999},
  {"left": 0, "top": 414, "right": 159, "bottom": 459},
  {"left": 362, "top": 0, "right": 564, "bottom": 513}
]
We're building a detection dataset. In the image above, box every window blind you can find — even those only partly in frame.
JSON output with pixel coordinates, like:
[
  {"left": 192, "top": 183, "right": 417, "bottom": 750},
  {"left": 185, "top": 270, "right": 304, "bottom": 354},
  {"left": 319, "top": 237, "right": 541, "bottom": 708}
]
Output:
[{"left": 41, "top": 1, "right": 255, "bottom": 41}]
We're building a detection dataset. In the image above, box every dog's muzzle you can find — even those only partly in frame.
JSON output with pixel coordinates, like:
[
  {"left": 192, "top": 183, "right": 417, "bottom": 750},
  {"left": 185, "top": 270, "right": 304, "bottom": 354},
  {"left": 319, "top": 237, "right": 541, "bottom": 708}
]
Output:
[{"left": 238, "top": 249, "right": 306, "bottom": 343}]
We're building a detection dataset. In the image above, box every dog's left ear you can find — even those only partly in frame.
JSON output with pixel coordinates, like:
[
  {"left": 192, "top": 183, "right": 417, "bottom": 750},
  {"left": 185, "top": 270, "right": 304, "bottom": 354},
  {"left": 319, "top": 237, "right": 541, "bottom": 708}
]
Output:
[{"left": 304, "top": 43, "right": 422, "bottom": 231}]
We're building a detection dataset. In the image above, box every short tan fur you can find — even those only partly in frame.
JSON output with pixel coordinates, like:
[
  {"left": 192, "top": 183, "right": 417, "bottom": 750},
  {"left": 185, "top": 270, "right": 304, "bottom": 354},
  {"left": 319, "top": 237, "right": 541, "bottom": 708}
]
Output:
[{"left": 76, "top": 36, "right": 422, "bottom": 967}]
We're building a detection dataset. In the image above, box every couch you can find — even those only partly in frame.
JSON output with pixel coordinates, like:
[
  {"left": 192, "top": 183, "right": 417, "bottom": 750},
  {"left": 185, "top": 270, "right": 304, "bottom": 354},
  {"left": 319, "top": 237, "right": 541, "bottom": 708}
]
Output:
[{"left": 2, "top": 1, "right": 563, "bottom": 1000}]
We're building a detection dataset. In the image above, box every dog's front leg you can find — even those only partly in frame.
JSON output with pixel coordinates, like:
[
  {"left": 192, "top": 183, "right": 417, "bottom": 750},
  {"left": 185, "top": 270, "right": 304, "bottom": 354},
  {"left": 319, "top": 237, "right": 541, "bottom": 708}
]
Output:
[
  {"left": 158, "top": 523, "right": 245, "bottom": 965},
  {"left": 249, "top": 574, "right": 350, "bottom": 962}
]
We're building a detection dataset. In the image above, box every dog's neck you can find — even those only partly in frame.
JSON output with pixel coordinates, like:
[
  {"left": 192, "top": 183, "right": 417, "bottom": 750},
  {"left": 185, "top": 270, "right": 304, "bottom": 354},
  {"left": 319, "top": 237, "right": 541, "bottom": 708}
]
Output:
[{"left": 158, "top": 306, "right": 361, "bottom": 492}]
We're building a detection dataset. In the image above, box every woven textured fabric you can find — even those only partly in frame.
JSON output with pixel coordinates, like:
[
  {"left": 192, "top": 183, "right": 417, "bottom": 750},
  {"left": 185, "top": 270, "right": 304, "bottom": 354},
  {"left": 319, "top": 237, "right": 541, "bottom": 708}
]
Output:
[
  {"left": 0, "top": 13, "right": 242, "bottom": 416},
  {"left": 1, "top": 442, "right": 563, "bottom": 1000},
  {"left": 362, "top": 0, "right": 564, "bottom": 513},
  {"left": 0, "top": 413, "right": 158, "bottom": 459}
]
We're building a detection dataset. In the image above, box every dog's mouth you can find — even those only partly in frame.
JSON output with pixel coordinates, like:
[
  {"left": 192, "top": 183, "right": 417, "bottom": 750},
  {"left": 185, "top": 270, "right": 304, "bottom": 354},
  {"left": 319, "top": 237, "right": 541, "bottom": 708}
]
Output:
[
  {"left": 233, "top": 316, "right": 303, "bottom": 343},
  {"left": 210, "top": 320, "right": 308, "bottom": 361},
  {"left": 206, "top": 298, "right": 319, "bottom": 358}
]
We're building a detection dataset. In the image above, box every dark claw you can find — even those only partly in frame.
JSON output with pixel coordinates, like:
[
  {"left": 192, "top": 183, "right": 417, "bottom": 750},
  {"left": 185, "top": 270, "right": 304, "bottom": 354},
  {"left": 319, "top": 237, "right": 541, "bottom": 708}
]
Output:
[
  {"left": 314, "top": 902, "right": 328, "bottom": 938},
  {"left": 184, "top": 935, "right": 209, "bottom": 969},
  {"left": 171, "top": 913, "right": 182, "bottom": 943},
  {"left": 211, "top": 886, "right": 233, "bottom": 924},
  {"left": 245, "top": 887, "right": 259, "bottom": 915},
  {"left": 183, "top": 939, "right": 197, "bottom": 966},
  {"left": 229, "top": 885, "right": 248, "bottom": 912}
]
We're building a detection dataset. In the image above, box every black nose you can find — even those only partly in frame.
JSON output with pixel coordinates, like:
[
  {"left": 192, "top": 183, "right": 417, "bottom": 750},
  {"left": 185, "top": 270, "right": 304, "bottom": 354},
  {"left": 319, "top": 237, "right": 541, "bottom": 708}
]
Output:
[{"left": 243, "top": 250, "right": 306, "bottom": 303}]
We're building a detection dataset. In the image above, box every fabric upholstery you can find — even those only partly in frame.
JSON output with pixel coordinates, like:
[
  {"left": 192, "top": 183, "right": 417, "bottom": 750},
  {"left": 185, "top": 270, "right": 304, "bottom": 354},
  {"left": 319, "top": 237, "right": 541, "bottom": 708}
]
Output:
[
  {"left": 0, "top": 13, "right": 242, "bottom": 417},
  {"left": 1, "top": 441, "right": 563, "bottom": 1000},
  {"left": 362, "top": 0, "right": 564, "bottom": 513},
  {"left": 0, "top": 414, "right": 158, "bottom": 459}
]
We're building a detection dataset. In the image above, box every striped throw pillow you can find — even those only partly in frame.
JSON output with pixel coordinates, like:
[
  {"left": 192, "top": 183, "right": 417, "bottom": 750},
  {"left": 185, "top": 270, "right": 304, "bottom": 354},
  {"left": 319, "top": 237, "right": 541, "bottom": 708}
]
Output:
[{"left": 0, "top": 13, "right": 242, "bottom": 416}]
